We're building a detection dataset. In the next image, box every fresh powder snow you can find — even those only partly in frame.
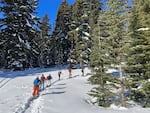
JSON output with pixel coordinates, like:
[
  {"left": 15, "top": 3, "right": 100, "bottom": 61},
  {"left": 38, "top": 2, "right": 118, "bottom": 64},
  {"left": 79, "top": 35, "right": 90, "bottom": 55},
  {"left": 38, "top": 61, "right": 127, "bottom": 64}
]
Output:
[{"left": 0, "top": 67, "right": 150, "bottom": 113}]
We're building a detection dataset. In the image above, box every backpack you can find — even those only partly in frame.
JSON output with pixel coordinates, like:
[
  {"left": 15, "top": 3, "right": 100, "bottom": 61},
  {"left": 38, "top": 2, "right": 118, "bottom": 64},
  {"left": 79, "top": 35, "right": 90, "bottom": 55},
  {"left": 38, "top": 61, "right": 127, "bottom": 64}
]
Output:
[
  {"left": 33, "top": 78, "right": 39, "bottom": 86},
  {"left": 47, "top": 75, "right": 52, "bottom": 80},
  {"left": 58, "top": 71, "right": 61, "bottom": 76}
]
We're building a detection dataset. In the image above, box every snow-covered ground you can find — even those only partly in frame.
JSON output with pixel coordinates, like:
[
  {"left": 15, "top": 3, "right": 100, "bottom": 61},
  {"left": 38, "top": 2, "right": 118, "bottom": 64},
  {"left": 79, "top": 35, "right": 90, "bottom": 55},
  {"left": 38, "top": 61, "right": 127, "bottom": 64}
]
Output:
[{"left": 0, "top": 66, "right": 150, "bottom": 113}]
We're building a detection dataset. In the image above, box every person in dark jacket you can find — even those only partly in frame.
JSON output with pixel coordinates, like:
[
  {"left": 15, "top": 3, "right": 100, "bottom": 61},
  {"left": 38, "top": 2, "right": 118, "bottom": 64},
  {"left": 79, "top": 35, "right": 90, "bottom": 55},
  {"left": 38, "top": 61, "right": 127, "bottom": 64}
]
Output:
[
  {"left": 58, "top": 71, "right": 62, "bottom": 80},
  {"left": 46, "top": 74, "right": 52, "bottom": 87},
  {"left": 81, "top": 68, "right": 84, "bottom": 76},
  {"left": 32, "top": 76, "right": 40, "bottom": 96}
]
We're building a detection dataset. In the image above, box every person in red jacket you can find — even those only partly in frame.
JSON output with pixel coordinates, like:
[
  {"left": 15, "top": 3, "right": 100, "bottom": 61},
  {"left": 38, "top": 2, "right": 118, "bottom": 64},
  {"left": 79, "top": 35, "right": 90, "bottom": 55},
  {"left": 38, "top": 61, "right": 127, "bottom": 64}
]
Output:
[
  {"left": 68, "top": 68, "right": 72, "bottom": 78},
  {"left": 40, "top": 74, "right": 45, "bottom": 90}
]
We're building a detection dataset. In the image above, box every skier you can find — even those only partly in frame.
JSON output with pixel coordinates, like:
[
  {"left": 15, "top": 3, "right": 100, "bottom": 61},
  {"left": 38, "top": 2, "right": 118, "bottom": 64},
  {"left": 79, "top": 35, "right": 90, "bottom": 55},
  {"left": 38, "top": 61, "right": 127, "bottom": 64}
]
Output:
[
  {"left": 68, "top": 68, "right": 72, "bottom": 78},
  {"left": 40, "top": 74, "right": 45, "bottom": 90},
  {"left": 46, "top": 74, "right": 52, "bottom": 87},
  {"left": 81, "top": 68, "right": 84, "bottom": 76},
  {"left": 32, "top": 76, "right": 40, "bottom": 97},
  {"left": 58, "top": 71, "right": 62, "bottom": 80}
]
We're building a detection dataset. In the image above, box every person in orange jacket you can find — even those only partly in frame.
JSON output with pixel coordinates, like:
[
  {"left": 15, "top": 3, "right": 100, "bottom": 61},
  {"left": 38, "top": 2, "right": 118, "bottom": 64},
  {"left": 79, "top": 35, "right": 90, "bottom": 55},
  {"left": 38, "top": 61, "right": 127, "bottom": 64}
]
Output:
[{"left": 32, "top": 76, "right": 40, "bottom": 97}]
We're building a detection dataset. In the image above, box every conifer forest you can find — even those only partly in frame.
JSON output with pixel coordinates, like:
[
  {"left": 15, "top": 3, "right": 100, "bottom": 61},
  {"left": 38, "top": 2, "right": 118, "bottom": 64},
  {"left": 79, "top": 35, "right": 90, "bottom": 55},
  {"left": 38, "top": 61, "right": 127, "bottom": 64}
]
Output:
[{"left": 0, "top": 0, "right": 150, "bottom": 107}]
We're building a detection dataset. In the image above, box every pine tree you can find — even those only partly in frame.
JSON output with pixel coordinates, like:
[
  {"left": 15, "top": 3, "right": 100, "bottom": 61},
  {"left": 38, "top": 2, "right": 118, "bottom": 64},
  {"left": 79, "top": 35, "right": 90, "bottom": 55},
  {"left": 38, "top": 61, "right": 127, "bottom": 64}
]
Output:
[
  {"left": 53, "top": 0, "right": 72, "bottom": 65},
  {"left": 127, "top": 0, "right": 150, "bottom": 107},
  {"left": 40, "top": 14, "right": 51, "bottom": 38},
  {"left": 0, "top": 0, "right": 40, "bottom": 70},
  {"left": 127, "top": 0, "right": 150, "bottom": 79},
  {"left": 71, "top": 0, "right": 100, "bottom": 70},
  {"left": 89, "top": 0, "right": 101, "bottom": 25},
  {"left": 39, "top": 14, "right": 53, "bottom": 67},
  {"left": 89, "top": 13, "right": 118, "bottom": 107},
  {"left": 89, "top": 0, "right": 130, "bottom": 107},
  {"left": 0, "top": 13, "right": 5, "bottom": 68},
  {"left": 105, "top": 0, "right": 130, "bottom": 107}
]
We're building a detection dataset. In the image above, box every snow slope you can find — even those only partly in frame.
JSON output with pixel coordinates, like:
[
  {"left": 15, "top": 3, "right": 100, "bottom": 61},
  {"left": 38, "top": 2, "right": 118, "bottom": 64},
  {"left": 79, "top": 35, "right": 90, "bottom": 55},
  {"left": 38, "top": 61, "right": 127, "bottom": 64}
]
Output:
[{"left": 0, "top": 67, "right": 150, "bottom": 113}]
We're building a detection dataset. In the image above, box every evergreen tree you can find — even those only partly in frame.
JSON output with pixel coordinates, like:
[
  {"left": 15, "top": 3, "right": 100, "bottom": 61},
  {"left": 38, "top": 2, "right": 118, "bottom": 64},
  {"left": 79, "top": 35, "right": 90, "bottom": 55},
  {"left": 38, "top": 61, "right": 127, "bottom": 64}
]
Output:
[
  {"left": 40, "top": 14, "right": 51, "bottom": 38},
  {"left": 89, "top": 0, "right": 101, "bottom": 25},
  {"left": 71, "top": 0, "right": 100, "bottom": 70},
  {"left": 89, "top": 13, "right": 119, "bottom": 107},
  {"left": 53, "top": 0, "right": 72, "bottom": 65},
  {"left": 0, "top": 0, "right": 40, "bottom": 70},
  {"left": 0, "top": 13, "right": 5, "bottom": 68},
  {"left": 89, "top": 0, "right": 130, "bottom": 107},
  {"left": 127, "top": 0, "right": 150, "bottom": 79},
  {"left": 105, "top": 0, "right": 129, "bottom": 107},
  {"left": 127, "top": 0, "right": 150, "bottom": 107},
  {"left": 39, "top": 14, "right": 53, "bottom": 67}
]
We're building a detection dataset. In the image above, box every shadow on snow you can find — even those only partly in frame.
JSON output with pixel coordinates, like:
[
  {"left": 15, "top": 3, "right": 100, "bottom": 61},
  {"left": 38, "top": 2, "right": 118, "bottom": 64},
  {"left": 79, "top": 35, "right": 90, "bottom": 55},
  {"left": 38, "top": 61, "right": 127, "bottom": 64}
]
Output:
[{"left": 0, "top": 65, "right": 68, "bottom": 78}]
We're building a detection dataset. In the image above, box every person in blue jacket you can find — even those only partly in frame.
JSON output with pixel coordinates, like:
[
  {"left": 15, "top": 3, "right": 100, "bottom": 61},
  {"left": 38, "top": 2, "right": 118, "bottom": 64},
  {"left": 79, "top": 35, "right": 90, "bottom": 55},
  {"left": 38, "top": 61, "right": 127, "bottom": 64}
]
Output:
[{"left": 32, "top": 76, "right": 40, "bottom": 96}]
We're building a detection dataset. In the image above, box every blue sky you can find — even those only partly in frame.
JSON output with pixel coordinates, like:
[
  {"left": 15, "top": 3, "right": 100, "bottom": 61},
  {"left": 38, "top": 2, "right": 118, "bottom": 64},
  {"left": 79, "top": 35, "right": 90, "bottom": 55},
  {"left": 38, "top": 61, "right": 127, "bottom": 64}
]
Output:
[
  {"left": 0, "top": 0, "right": 75, "bottom": 29},
  {"left": 37, "top": 0, "right": 132, "bottom": 28},
  {"left": 0, "top": 0, "right": 132, "bottom": 29},
  {"left": 38, "top": 0, "right": 75, "bottom": 29}
]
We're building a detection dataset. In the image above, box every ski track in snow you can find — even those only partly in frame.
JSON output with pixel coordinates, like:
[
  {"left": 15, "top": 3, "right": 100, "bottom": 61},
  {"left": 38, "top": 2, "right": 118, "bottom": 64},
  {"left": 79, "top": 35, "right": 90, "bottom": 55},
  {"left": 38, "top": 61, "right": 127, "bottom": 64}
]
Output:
[
  {"left": 15, "top": 96, "right": 36, "bottom": 113},
  {"left": 15, "top": 96, "right": 43, "bottom": 113},
  {"left": 30, "top": 94, "right": 44, "bottom": 113},
  {"left": 14, "top": 80, "right": 59, "bottom": 113},
  {"left": 0, "top": 78, "right": 12, "bottom": 89}
]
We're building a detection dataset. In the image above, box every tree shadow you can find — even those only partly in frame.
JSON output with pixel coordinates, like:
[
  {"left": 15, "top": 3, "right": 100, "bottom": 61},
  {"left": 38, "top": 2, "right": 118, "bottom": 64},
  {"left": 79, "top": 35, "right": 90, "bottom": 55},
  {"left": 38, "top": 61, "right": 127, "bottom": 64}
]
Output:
[
  {"left": 71, "top": 75, "right": 79, "bottom": 78},
  {"left": 55, "top": 83, "right": 66, "bottom": 86},
  {"left": 42, "top": 91, "right": 66, "bottom": 96},
  {"left": 0, "top": 65, "right": 69, "bottom": 78},
  {"left": 85, "top": 73, "right": 92, "bottom": 76},
  {"left": 50, "top": 87, "right": 66, "bottom": 90}
]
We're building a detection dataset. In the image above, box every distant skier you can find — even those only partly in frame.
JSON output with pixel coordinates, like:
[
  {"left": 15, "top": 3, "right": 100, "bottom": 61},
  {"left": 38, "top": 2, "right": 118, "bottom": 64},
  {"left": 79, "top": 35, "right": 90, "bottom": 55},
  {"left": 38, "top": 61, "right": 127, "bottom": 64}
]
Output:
[
  {"left": 46, "top": 74, "right": 52, "bottom": 87},
  {"left": 40, "top": 74, "right": 45, "bottom": 90},
  {"left": 32, "top": 76, "right": 40, "bottom": 97},
  {"left": 81, "top": 68, "right": 84, "bottom": 76},
  {"left": 68, "top": 68, "right": 72, "bottom": 78},
  {"left": 58, "top": 71, "right": 62, "bottom": 80}
]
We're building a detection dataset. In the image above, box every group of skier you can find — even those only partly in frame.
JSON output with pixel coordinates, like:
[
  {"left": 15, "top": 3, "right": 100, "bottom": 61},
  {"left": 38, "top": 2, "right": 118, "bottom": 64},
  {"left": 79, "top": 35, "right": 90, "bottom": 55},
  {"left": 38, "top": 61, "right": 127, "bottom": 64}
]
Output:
[
  {"left": 32, "top": 67, "right": 84, "bottom": 97},
  {"left": 32, "top": 74, "right": 52, "bottom": 97}
]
